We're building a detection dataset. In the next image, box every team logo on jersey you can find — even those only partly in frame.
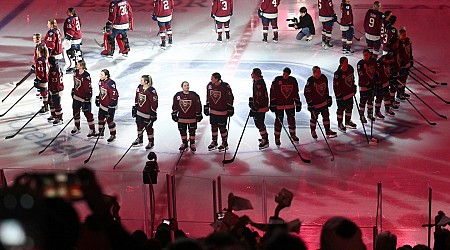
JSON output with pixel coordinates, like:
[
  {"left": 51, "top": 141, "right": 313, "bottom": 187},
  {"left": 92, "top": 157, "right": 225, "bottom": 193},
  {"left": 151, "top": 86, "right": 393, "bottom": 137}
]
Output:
[
  {"left": 100, "top": 87, "right": 107, "bottom": 100},
  {"left": 74, "top": 77, "right": 81, "bottom": 90},
  {"left": 138, "top": 93, "right": 146, "bottom": 107},
  {"left": 315, "top": 81, "right": 326, "bottom": 96},
  {"left": 345, "top": 74, "right": 354, "bottom": 88},
  {"left": 366, "top": 66, "right": 375, "bottom": 79},
  {"left": 209, "top": 90, "right": 221, "bottom": 104},
  {"left": 179, "top": 100, "right": 192, "bottom": 114},
  {"left": 281, "top": 85, "right": 293, "bottom": 99}
]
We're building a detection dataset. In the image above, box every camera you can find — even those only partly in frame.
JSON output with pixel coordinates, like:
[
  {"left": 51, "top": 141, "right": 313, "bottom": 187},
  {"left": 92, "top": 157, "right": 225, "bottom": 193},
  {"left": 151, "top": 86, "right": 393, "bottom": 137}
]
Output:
[
  {"left": 162, "top": 219, "right": 171, "bottom": 225},
  {"left": 216, "top": 212, "right": 225, "bottom": 221},
  {"left": 286, "top": 17, "right": 299, "bottom": 28}
]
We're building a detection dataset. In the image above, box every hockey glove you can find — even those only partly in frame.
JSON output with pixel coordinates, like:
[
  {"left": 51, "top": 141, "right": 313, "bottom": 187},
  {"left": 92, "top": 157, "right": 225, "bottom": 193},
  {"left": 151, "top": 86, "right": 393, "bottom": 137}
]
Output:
[
  {"left": 203, "top": 104, "right": 210, "bottom": 116},
  {"left": 30, "top": 65, "right": 35, "bottom": 73},
  {"left": 152, "top": 14, "right": 157, "bottom": 21},
  {"left": 295, "top": 100, "right": 302, "bottom": 112},
  {"left": 33, "top": 78, "right": 40, "bottom": 89},
  {"left": 327, "top": 96, "right": 333, "bottom": 107},
  {"left": 64, "top": 34, "right": 73, "bottom": 40},
  {"left": 269, "top": 105, "right": 277, "bottom": 113},
  {"left": 333, "top": 14, "right": 338, "bottom": 23},
  {"left": 171, "top": 111, "right": 178, "bottom": 122},
  {"left": 150, "top": 111, "right": 157, "bottom": 122},
  {"left": 107, "top": 107, "right": 115, "bottom": 118},
  {"left": 196, "top": 112, "right": 203, "bottom": 122},
  {"left": 258, "top": 9, "right": 263, "bottom": 18},
  {"left": 132, "top": 105, "right": 137, "bottom": 118},
  {"left": 227, "top": 105, "right": 234, "bottom": 117},
  {"left": 95, "top": 96, "right": 100, "bottom": 107},
  {"left": 71, "top": 89, "right": 75, "bottom": 98},
  {"left": 210, "top": 13, "right": 215, "bottom": 19},
  {"left": 248, "top": 97, "right": 254, "bottom": 109}
]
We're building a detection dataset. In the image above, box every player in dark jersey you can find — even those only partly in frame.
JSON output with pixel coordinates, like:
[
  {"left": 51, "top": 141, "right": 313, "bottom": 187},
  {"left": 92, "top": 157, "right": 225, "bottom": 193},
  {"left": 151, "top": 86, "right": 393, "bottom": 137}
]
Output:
[
  {"left": 45, "top": 19, "right": 63, "bottom": 59},
  {"left": 333, "top": 57, "right": 357, "bottom": 133},
  {"left": 340, "top": 0, "right": 354, "bottom": 54},
  {"left": 63, "top": 8, "right": 83, "bottom": 74},
  {"left": 211, "top": 0, "right": 233, "bottom": 42},
  {"left": 34, "top": 45, "right": 49, "bottom": 114},
  {"left": 96, "top": 69, "right": 119, "bottom": 143},
  {"left": 102, "top": 0, "right": 133, "bottom": 57},
  {"left": 364, "top": 1, "right": 384, "bottom": 58},
  {"left": 380, "top": 11, "right": 393, "bottom": 55},
  {"left": 132, "top": 75, "right": 158, "bottom": 150},
  {"left": 153, "top": 0, "right": 175, "bottom": 49},
  {"left": 374, "top": 54, "right": 394, "bottom": 118},
  {"left": 259, "top": 0, "right": 280, "bottom": 43},
  {"left": 388, "top": 38, "right": 401, "bottom": 111},
  {"left": 32, "top": 33, "right": 45, "bottom": 64},
  {"left": 47, "top": 56, "right": 64, "bottom": 125},
  {"left": 270, "top": 67, "right": 302, "bottom": 146},
  {"left": 249, "top": 68, "right": 270, "bottom": 149},
  {"left": 204, "top": 72, "right": 234, "bottom": 152},
  {"left": 171, "top": 81, "right": 202, "bottom": 152},
  {"left": 318, "top": 0, "right": 336, "bottom": 48},
  {"left": 397, "top": 27, "right": 413, "bottom": 101},
  {"left": 357, "top": 49, "right": 377, "bottom": 123},
  {"left": 305, "top": 66, "right": 337, "bottom": 139},
  {"left": 71, "top": 60, "right": 96, "bottom": 137}
]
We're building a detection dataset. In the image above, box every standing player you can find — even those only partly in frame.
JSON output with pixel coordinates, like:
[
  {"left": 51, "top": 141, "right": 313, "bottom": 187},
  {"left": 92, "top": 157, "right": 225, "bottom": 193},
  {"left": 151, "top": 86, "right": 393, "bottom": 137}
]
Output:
[
  {"left": 340, "top": 0, "right": 354, "bottom": 54},
  {"left": 304, "top": 66, "right": 337, "bottom": 139},
  {"left": 63, "top": 8, "right": 83, "bottom": 73},
  {"left": 259, "top": 0, "right": 280, "bottom": 43},
  {"left": 333, "top": 57, "right": 357, "bottom": 133},
  {"left": 357, "top": 49, "right": 377, "bottom": 123},
  {"left": 153, "top": 0, "right": 175, "bottom": 49},
  {"left": 102, "top": 0, "right": 133, "bottom": 56},
  {"left": 249, "top": 68, "right": 269, "bottom": 149},
  {"left": 34, "top": 45, "right": 49, "bottom": 114},
  {"left": 380, "top": 11, "right": 393, "bottom": 55},
  {"left": 32, "top": 33, "right": 45, "bottom": 64},
  {"left": 364, "top": 1, "right": 384, "bottom": 58},
  {"left": 47, "top": 56, "right": 64, "bottom": 125},
  {"left": 204, "top": 72, "right": 234, "bottom": 152},
  {"left": 318, "top": 0, "right": 336, "bottom": 48},
  {"left": 95, "top": 69, "right": 119, "bottom": 143},
  {"left": 44, "top": 19, "right": 63, "bottom": 59},
  {"left": 374, "top": 54, "right": 394, "bottom": 118},
  {"left": 132, "top": 75, "right": 158, "bottom": 150},
  {"left": 269, "top": 67, "right": 302, "bottom": 147},
  {"left": 397, "top": 27, "right": 413, "bottom": 101},
  {"left": 388, "top": 38, "right": 401, "bottom": 110},
  {"left": 171, "top": 81, "right": 202, "bottom": 152},
  {"left": 211, "top": 0, "right": 233, "bottom": 42},
  {"left": 71, "top": 60, "right": 96, "bottom": 138}
]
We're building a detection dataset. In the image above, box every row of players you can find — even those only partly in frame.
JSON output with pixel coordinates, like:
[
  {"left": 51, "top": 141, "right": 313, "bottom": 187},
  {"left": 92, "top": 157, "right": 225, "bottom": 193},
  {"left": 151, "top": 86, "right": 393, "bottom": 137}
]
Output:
[{"left": 30, "top": 25, "right": 412, "bottom": 151}]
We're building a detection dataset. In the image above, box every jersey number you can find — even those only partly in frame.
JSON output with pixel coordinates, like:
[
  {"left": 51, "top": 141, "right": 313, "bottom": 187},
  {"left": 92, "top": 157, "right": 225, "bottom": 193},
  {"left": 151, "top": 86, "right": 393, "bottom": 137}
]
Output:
[
  {"left": 163, "top": 0, "right": 169, "bottom": 10},
  {"left": 120, "top": 5, "right": 128, "bottom": 16},
  {"left": 369, "top": 17, "right": 375, "bottom": 28},
  {"left": 272, "top": 0, "right": 278, "bottom": 8},
  {"left": 220, "top": 0, "right": 227, "bottom": 11}
]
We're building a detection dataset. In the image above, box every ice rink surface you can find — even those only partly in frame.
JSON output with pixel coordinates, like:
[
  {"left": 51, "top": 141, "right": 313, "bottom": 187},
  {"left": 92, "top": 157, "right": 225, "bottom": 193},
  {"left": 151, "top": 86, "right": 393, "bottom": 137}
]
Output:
[{"left": 0, "top": 0, "right": 449, "bottom": 248}]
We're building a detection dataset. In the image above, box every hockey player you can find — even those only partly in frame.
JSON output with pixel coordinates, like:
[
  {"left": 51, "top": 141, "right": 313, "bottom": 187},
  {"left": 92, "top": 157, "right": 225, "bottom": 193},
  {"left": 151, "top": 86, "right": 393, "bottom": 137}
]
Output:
[
  {"left": 397, "top": 27, "right": 413, "bottom": 101},
  {"left": 357, "top": 49, "right": 378, "bottom": 123},
  {"left": 132, "top": 75, "right": 158, "bottom": 150},
  {"left": 340, "top": 0, "right": 354, "bottom": 54},
  {"left": 269, "top": 67, "right": 302, "bottom": 146},
  {"left": 44, "top": 19, "right": 63, "bottom": 59},
  {"left": 333, "top": 57, "right": 357, "bottom": 133},
  {"left": 211, "top": 0, "right": 233, "bottom": 42},
  {"left": 47, "top": 56, "right": 64, "bottom": 125},
  {"left": 364, "top": 1, "right": 384, "bottom": 58},
  {"left": 259, "top": 0, "right": 280, "bottom": 43},
  {"left": 71, "top": 60, "right": 96, "bottom": 138},
  {"left": 305, "top": 66, "right": 337, "bottom": 139},
  {"left": 388, "top": 38, "right": 401, "bottom": 110},
  {"left": 95, "top": 69, "right": 119, "bottom": 143},
  {"left": 34, "top": 45, "right": 49, "bottom": 114},
  {"left": 102, "top": 0, "right": 133, "bottom": 57},
  {"left": 318, "top": 0, "right": 337, "bottom": 48},
  {"left": 63, "top": 8, "right": 83, "bottom": 73},
  {"left": 153, "top": 0, "right": 174, "bottom": 49},
  {"left": 204, "top": 72, "right": 234, "bottom": 152},
  {"left": 380, "top": 11, "right": 394, "bottom": 55},
  {"left": 171, "top": 81, "right": 202, "bottom": 152},
  {"left": 374, "top": 54, "right": 394, "bottom": 118},
  {"left": 249, "top": 68, "right": 269, "bottom": 150},
  {"left": 32, "top": 33, "right": 45, "bottom": 63}
]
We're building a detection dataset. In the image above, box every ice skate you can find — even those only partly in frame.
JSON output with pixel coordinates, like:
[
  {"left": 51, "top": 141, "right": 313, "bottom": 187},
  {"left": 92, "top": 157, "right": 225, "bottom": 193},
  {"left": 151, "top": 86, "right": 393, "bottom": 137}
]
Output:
[
  {"left": 218, "top": 141, "right": 228, "bottom": 152},
  {"left": 208, "top": 140, "right": 218, "bottom": 151}
]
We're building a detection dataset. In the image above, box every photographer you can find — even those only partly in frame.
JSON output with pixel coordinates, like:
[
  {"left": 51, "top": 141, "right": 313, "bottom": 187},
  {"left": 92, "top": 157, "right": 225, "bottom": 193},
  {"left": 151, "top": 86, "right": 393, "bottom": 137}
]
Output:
[{"left": 290, "top": 7, "right": 315, "bottom": 41}]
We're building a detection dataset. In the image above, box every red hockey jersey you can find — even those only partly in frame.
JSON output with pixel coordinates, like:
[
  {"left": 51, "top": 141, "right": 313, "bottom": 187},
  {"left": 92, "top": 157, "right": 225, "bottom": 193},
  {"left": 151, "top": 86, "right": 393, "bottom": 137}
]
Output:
[
  {"left": 333, "top": 65, "right": 356, "bottom": 101},
  {"left": 270, "top": 76, "right": 300, "bottom": 110},
  {"left": 45, "top": 28, "right": 63, "bottom": 56},
  {"left": 304, "top": 74, "right": 329, "bottom": 109},
  {"left": 135, "top": 85, "right": 158, "bottom": 119},
  {"left": 98, "top": 79, "right": 119, "bottom": 112},
  {"left": 172, "top": 91, "right": 202, "bottom": 123},
  {"left": 108, "top": 0, "right": 133, "bottom": 29},
  {"left": 206, "top": 81, "right": 234, "bottom": 116},
  {"left": 73, "top": 70, "right": 92, "bottom": 101},
  {"left": 357, "top": 58, "right": 377, "bottom": 90},
  {"left": 35, "top": 57, "right": 48, "bottom": 84},
  {"left": 252, "top": 78, "right": 269, "bottom": 112},
  {"left": 48, "top": 64, "right": 64, "bottom": 92},
  {"left": 64, "top": 16, "right": 82, "bottom": 40}
]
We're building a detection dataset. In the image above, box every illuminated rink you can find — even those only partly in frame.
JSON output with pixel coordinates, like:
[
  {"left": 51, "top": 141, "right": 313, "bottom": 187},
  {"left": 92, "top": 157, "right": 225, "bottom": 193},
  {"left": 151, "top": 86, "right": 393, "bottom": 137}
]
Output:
[{"left": 1, "top": 0, "right": 450, "bottom": 249}]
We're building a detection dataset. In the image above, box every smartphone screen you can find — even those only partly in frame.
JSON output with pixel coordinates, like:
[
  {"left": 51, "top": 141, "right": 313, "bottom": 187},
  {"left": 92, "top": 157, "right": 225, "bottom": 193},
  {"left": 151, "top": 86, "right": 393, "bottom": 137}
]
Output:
[
  {"left": 36, "top": 173, "right": 83, "bottom": 201},
  {"left": 162, "top": 219, "right": 170, "bottom": 225}
]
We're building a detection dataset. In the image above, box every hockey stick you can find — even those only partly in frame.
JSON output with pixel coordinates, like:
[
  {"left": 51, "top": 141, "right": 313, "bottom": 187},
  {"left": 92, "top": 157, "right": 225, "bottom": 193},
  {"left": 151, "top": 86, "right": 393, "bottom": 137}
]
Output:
[
  {"left": 113, "top": 121, "right": 153, "bottom": 169},
  {"left": 94, "top": 38, "right": 104, "bottom": 48},
  {"left": 2, "top": 70, "right": 33, "bottom": 103},
  {"left": 277, "top": 116, "right": 311, "bottom": 163},
  {"left": 414, "top": 59, "right": 436, "bottom": 74},
  {"left": 222, "top": 112, "right": 250, "bottom": 164},
  {"left": 38, "top": 117, "right": 75, "bottom": 154},
  {"left": 412, "top": 66, "right": 447, "bottom": 86},
  {"left": 409, "top": 74, "right": 450, "bottom": 104},
  {"left": 175, "top": 144, "right": 188, "bottom": 171},
  {"left": 409, "top": 70, "right": 436, "bottom": 88},
  {"left": 5, "top": 108, "right": 42, "bottom": 139},
  {"left": 0, "top": 86, "right": 34, "bottom": 117},
  {"left": 222, "top": 116, "right": 231, "bottom": 166},
  {"left": 369, "top": 113, "right": 379, "bottom": 145},
  {"left": 392, "top": 85, "right": 437, "bottom": 126},
  {"left": 354, "top": 27, "right": 364, "bottom": 36},
  {"left": 311, "top": 111, "right": 334, "bottom": 161},
  {"left": 353, "top": 96, "right": 376, "bottom": 145},
  {"left": 397, "top": 80, "right": 447, "bottom": 119},
  {"left": 84, "top": 118, "right": 108, "bottom": 164}
]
